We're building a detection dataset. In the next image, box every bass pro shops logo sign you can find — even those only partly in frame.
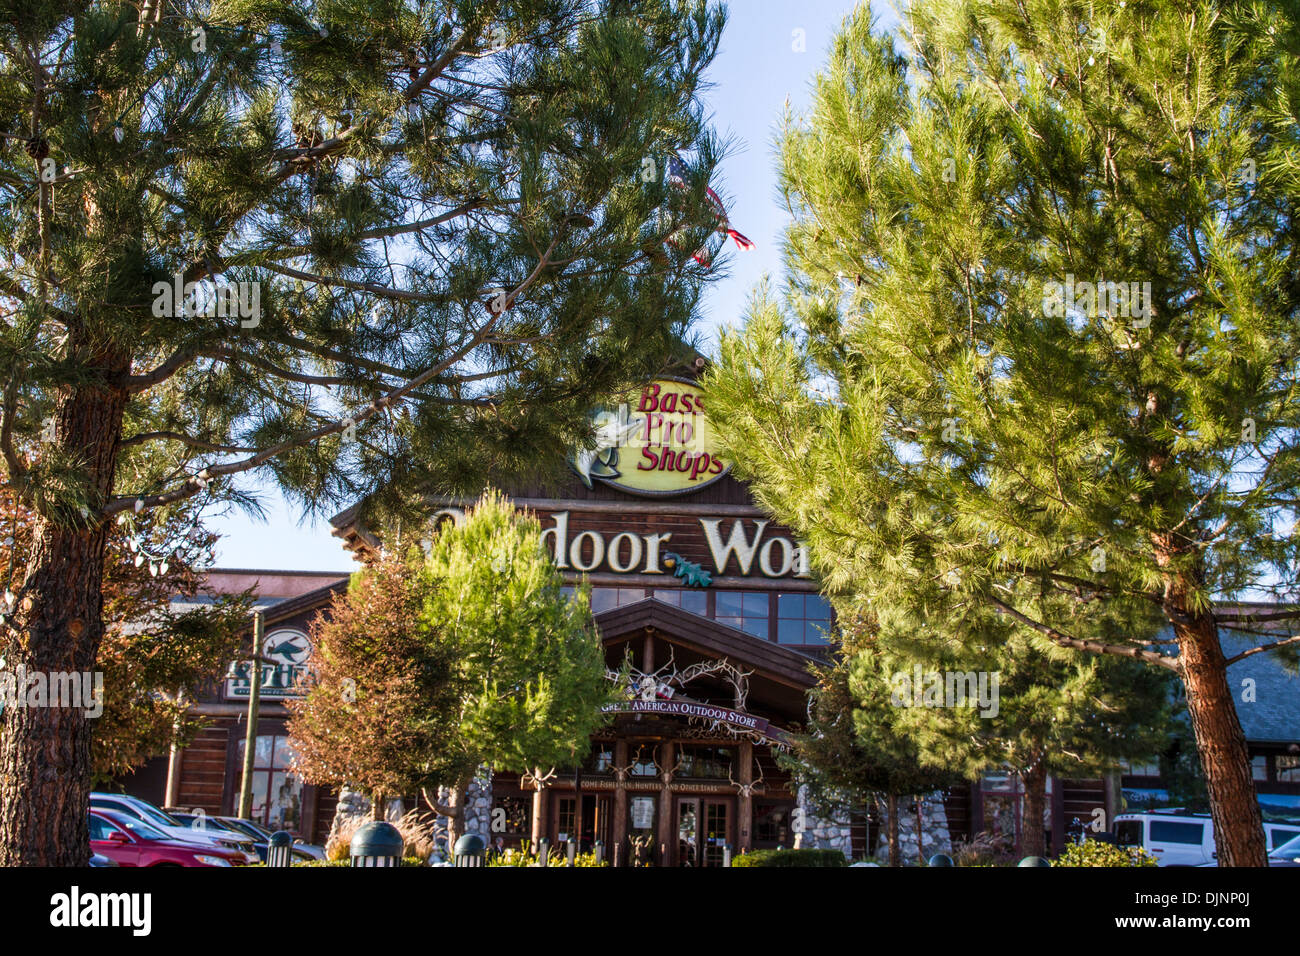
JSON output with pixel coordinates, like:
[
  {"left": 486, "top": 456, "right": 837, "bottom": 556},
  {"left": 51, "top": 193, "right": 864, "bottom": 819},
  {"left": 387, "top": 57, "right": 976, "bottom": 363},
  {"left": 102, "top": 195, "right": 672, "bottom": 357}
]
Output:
[{"left": 569, "top": 379, "right": 730, "bottom": 497}]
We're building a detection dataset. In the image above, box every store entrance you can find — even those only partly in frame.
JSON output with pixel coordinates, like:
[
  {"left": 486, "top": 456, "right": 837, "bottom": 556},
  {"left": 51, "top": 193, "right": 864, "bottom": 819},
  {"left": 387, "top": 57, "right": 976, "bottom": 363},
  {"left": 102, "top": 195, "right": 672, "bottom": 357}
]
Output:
[
  {"left": 676, "top": 796, "right": 733, "bottom": 866},
  {"left": 553, "top": 792, "right": 611, "bottom": 858}
]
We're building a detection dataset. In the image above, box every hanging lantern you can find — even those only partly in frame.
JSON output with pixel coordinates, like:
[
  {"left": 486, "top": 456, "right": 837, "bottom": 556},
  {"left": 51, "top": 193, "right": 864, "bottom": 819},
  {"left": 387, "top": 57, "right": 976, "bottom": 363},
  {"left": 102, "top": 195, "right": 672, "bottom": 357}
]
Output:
[
  {"left": 159, "top": 561, "right": 169, "bottom": 575},
  {"left": 134, "top": 554, "right": 144, "bottom": 568},
  {"left": 133, "top": 499, "right": 144, "bottom": 513},
  {"left": 113, "top": 123, "right": 124, "bottom": 143}
]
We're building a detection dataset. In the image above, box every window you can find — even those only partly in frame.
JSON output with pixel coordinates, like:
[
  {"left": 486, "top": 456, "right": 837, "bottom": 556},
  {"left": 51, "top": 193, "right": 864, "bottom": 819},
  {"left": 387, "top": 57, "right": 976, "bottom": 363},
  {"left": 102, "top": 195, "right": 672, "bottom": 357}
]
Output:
[
  {"left": 557, "top": 797, "right": 577, "bottom": 844},
  {"left": 653, "top": 589, "right": 708, "bottom": 616},
  {"left": 491, "top": 796, "right": 531, "bottom": 842},
  {"left": 89, "top": 815, "right": 125, "bottom": 842},
  {"left": 1253, "top": 756, "right": 1269, "bottom": 781},
  {"left": 677, "top": 745, "right": 734, "bottom": 779},
  {"left": 753, "top": 802, "right": 793, "bottom": 846},
  {"left": 1121, "top": 759, "right": 1161, "bottom": 778},
  {"left": 1114, "top": 820, "right": 1143, "bottom": 846},
  {"left": 234, "top": 731, "right": 302, "bottom": 832},
  {"left": 1149, "top": 821, "right": 1204, "bottom": 845},
  {"left": 1277, "top": 756, "right": 1300, "bottom": 783},
  {"left": 715, "top": 591, "right": 770, "bottom": 639},
  {"left": 1268, "top": 827, "right": 1300, "bottom": 850},
  {"left": 583, "top": 744, "right": 615, "bottom": 776},
  {"left": 777, "top": 593, "right": 833, "bottom": 645},
  {"left": 629, "top": 745, "right": 658, "bottom": 777},
  {"left": 589, "top": 587, "right": 647, "bottom": 614}
]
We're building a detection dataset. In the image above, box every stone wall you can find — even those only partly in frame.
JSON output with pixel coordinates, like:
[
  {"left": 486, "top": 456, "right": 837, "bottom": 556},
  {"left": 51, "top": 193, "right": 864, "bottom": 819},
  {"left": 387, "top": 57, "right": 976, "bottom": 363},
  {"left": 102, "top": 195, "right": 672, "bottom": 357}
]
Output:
[
  {"left": 792, "top": 786, "right": 953, "bottom": 863},
  {"left": 874, "top": 792, "right": 951, "bottom": 863}
]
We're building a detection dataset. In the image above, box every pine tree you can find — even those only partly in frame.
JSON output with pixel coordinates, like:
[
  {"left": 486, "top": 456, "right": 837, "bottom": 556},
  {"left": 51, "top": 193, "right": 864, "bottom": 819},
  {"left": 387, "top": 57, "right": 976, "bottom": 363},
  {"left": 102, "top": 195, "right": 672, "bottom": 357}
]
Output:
[
  {"left": 791, "top": 618, "right": 964, "bottom": 866},
  {"left": 876, "top": 607, "right": 1178, "bottom": 858},
  {"left": 0, "top": 1, "right": 725, "bottom": 863},
  {"left": 706, "top": 1, "right": 1300, "bottom": 865},
  {"left": 417, "top": 490, "right": 613, "bottom": 844},
  {"left": 0, "top": 489, "right": 250, "bottom": 782}
]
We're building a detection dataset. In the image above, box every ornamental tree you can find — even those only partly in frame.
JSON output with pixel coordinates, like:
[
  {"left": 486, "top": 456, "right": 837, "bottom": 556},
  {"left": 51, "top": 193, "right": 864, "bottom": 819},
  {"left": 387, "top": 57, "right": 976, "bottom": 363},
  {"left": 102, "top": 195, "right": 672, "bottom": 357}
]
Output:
[
  {"left": 706, "top": 0, "right": 1300, "bottom": 866},
  {"left": 286, "top": 551, "right": 465, "bottom": 819},
  {"left": 418, "top": 489, "right": 614, "bottom": 845},
  {"left": 0, "top": 0, "right": 726, "bottom": 863}
]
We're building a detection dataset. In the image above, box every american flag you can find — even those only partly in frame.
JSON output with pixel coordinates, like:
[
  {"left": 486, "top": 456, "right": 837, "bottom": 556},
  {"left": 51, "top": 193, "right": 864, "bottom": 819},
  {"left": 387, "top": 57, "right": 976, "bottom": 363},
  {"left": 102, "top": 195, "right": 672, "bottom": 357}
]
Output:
[{"left": 664, "top": 153, "right": 754, "bottom": 264}]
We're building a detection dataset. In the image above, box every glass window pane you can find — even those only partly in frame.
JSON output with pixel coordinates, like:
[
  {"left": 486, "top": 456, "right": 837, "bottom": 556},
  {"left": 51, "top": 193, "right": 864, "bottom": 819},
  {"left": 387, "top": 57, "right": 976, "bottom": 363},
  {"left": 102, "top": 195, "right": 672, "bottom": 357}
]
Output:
[
  {"left": 716, "top": 616, "right": 742, "bottom": 631},
  {"left": 803, "top": 622, "right": 830, "bottom": 644},
  {"left": 741, "top": 618, "right": 769, "bottom": 639},
  {"left": 806, "top": 594, "right": 833, "bottom": 620},
  {"left": 742, "top": 592, "right": 768, "bottom": 615},
  {"left": 777, "top": 620, "right": 805, "bottom": 644},
  {"left": 273, "top": 735, "right": 294, "bottom": 769},
  {"left": 1252, "top": 756, "right": 1269, "bottom": 781},
  {"left": 589, "top": 588, "right": 616, "bottom": 614},
  {"left": 715, "top": 591, "right": 744, "bottom": 617},
  {"left": 777, "top": 594, "right": 804, "bottom": 618},
  {"left": 680, "top": 591, "right": 708, "bottom": 616},
  {"left": 618, "top": 588, "right": 646, "bottom": 606},
  {"left": 652, "top": 589, "right": 681, "bottom": 606},
  {"left": 254, "top": 735, "right": 274, "bottom": 769},
  {"left": 1278, "top": 756, "right": 1300, "bottom": 783}
]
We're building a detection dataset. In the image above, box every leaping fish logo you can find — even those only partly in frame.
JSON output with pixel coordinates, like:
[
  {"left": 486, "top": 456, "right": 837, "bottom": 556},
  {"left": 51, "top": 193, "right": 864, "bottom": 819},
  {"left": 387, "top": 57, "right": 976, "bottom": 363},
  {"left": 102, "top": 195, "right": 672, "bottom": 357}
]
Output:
[{"left": 571, "top": 409, "right": 642, "bottom": 489}]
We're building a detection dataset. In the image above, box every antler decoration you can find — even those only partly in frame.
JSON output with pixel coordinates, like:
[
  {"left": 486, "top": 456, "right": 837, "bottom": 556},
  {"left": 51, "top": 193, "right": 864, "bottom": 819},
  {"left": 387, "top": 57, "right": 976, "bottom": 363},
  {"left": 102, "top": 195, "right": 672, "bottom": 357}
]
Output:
[
  {"left": 727, "top": 755, "right": 766, "bottom": 798},
  {"left": 609, "top": 647, "right": 753, "bottom": 711},
  {"left": 654, "top": 748, "right": 683, "bottom": 784},
  {"left": 520, "top": 767, "right": 558, "bottom": 790}
]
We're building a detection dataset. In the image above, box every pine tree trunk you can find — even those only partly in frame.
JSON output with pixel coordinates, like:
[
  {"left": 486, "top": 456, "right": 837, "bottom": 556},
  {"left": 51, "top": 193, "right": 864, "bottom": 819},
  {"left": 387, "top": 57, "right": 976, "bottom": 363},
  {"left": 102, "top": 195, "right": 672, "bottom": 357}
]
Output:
[
  {"left": 1020, "top": 760, "right": 1048, "bottom": 860},
  {"left": 887, "top": 792, "right": 901, "bottom": 867},
  {"left": 1175, "top": 608, "right": 1266, "bottom": 867},
  {"left": 0, "top": 338, "right": 128, "bottom": 865},
  {"left": 1152, "top": 532, "right": 1267, "bottom": 867}
]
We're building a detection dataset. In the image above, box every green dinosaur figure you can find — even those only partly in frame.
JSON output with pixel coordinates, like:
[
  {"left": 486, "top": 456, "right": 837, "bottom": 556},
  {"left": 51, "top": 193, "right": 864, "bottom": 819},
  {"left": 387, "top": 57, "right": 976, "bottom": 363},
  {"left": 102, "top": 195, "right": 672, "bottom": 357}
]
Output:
[{"left": 662, "top": 551, "right": 712, "bottom": 588}]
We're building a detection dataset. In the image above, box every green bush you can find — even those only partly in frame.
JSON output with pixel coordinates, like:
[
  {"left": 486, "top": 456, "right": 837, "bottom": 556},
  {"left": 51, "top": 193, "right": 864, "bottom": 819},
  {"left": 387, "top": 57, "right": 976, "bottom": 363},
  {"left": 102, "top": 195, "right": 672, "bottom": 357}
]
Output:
[
  {"left": 1052, "top": 840, "right": 1157, "bottom": 867},
  {"left": 731, "top": 849, "right": 848, "bottom": 868},
  {"left": 487, "top": 848, "right": 608, "bottom": 866}
]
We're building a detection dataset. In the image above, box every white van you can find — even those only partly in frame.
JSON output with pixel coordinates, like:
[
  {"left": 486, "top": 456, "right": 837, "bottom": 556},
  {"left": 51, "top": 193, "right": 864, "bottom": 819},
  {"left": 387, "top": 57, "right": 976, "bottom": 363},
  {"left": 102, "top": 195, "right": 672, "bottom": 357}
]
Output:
[{"left": 1113, "top": 811, "right": 1300, "bottom": 866}]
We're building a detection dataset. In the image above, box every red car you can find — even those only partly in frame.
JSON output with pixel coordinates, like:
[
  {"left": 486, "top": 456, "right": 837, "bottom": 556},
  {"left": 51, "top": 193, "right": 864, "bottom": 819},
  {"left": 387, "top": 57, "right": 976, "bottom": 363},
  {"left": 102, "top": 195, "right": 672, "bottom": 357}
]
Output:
[{"left": 89, "top": 809, "right": 250, "bottom": 867}]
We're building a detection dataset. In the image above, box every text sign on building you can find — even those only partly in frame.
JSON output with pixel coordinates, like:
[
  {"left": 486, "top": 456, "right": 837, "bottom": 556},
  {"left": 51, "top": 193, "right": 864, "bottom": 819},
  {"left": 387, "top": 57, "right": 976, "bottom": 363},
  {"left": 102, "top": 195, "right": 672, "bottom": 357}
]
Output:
[
  {"left": 224, "top": 628, "right": 314, "bottom": 700},
  {"left": 569, "top": 378, "right": 730, "bottom": 497}
]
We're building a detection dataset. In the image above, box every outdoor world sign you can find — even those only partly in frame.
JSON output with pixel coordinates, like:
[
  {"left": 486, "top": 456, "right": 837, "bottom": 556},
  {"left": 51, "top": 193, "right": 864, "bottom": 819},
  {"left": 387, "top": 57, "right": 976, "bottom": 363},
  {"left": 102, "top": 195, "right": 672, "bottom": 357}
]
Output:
[{"left": 569, "top": 378, "right": 731, "bottom": 497}]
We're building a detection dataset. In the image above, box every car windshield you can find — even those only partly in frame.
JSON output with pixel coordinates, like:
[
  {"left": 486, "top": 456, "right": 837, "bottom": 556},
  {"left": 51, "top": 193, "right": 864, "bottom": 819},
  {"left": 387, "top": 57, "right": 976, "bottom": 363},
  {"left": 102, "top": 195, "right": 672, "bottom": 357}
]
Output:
[
  {"left": 1272, "top": 834, "right": 1300, "bottom": 858},
  {"left": 222, "top": 818, "right": 271, "bottom": 840},
  {"left": 112, "top": 816, "right": 169, "bottom": 841},
  {"left": 174, "top": 813, "right": 242, "bottom": 835},
  {"left": 96, "top": 796, "right": 182, "bottom": 828}
]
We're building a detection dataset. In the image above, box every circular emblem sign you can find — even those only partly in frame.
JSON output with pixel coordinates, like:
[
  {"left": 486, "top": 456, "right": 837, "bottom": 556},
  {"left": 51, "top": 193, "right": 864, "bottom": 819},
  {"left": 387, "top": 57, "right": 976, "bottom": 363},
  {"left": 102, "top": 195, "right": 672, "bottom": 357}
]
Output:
[{"left": 569, "top": 378, "right": 731, "bottom": 497}]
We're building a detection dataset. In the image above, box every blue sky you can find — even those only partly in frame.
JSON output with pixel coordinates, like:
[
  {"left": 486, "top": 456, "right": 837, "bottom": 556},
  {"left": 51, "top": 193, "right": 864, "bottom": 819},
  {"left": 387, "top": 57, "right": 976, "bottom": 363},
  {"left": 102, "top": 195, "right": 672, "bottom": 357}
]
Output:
[{"left": 207, "top": 1, "right": 900, "bottom": 572}]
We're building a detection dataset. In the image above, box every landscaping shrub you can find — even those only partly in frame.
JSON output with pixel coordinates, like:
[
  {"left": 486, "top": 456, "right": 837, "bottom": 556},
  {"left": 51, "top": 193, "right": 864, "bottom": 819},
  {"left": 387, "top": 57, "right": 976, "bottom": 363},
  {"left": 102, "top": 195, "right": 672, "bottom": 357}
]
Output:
[
  {"left": 1053, "top": 840, "right": 1157, "bottom": 867},
  {"left": 731, "top": 848, "right": 847, "bottom": 867}
]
